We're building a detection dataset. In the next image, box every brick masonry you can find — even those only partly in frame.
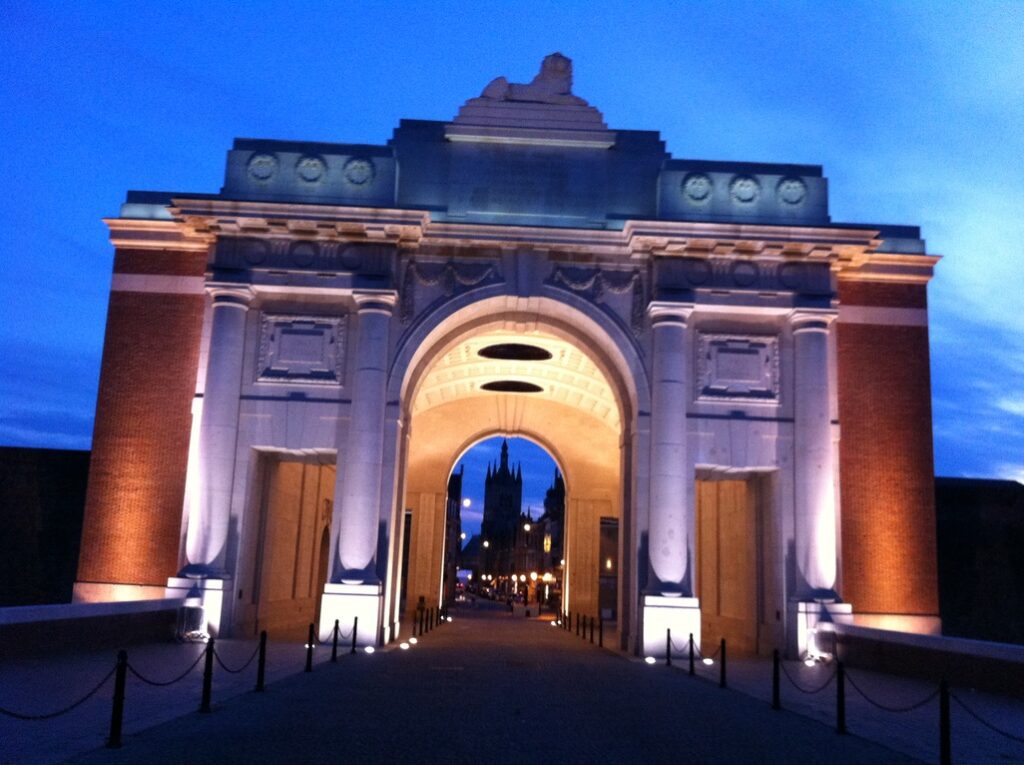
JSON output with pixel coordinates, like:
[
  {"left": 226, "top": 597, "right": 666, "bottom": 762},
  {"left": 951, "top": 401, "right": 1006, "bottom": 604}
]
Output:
[
  {"left": 837, "top": 279, "right": 939, "bottom": 615},
  {"left": 77, "top": 248, "right": 206, "bottom": 587}
]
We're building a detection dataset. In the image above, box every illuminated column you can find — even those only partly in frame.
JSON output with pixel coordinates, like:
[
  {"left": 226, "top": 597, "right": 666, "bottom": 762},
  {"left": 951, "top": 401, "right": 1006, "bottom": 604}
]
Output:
[
  {"left": 332, "top": 293, "right": 396, "bottom": 583},
  {"left": 183, "top": 285, "right": 252, "bottom": 576},
  {"left": 792, "top": 311, "right": 838, "bottom": 598},
  {"left": 647, "top": 304, "right": 693, "bottom": 595}
]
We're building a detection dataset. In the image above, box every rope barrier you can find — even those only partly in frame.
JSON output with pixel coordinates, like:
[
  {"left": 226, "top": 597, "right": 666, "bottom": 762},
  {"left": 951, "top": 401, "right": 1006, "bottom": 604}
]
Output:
[
  {"left": 951, "top": 693, "right": 1024, "bottom": 745},
  {"left": 844, "top": 670, "right": 940, "bottom": 713},
  {"left": 779, "top": 660, "right": 837, "bottom": 695},
  {"left": 213, "top": 644, "right": 261, "bottom": 674},
  {"left": 0, "top": 664, "right": 116, "bottom": 720},
  {"left": 127, "top": 650, "right": 205, "bottom": 687}
]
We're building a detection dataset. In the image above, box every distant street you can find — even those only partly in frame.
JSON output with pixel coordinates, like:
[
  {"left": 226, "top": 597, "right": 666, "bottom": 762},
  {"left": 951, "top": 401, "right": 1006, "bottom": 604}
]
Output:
[{"left": 67, "top": 602, "right": 918, "bottom": 764}]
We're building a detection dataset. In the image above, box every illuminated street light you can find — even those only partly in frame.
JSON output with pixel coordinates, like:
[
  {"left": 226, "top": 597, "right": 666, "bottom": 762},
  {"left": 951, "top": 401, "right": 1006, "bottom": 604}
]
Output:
[
  {"left": 523, "top": 523, "right": 531, "bottom": 532},
  {"left": 519, "top": 575, "right": 526, "bottom": 582},
  {"left": 483, "top": 540, "right": 490, "bottom": 548},
  {"left": 529, "top": 571, "right": 538, "bottom": 581},
  {"left": 460, "top": 532, "right": 466, "bottom": 540},
  {"left": 462, "top": 498, "right": 472, "bottom": 508}
]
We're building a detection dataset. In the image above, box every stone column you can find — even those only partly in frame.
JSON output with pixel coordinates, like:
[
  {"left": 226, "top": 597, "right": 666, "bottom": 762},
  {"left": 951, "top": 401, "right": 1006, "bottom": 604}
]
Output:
[
  {"left": 332, "top": 293, "right": 396, "bottom": 583},
  {"left": 791, "top": 311, "right": 838, "bottom": 598},
  {"left": 182, "top": 285, "right": 252, "bottom": 576},
  {"left": 647, "top": 304, "right": 693, "bottom": 595}
]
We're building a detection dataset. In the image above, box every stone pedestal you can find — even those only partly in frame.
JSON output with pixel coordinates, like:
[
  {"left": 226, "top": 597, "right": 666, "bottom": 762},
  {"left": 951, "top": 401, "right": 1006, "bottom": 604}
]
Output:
[
  {"left": 643, "top": 595, "right": 701, "bottom": 658},
  {"left": 788, "top": 600, "right": 853, "bottom": 659},
  {"left": 318, "top": 583, "right": 382, "bottom": 646},
  {"left": 165, "top": 576, "right": 229, "bottom": 637}
]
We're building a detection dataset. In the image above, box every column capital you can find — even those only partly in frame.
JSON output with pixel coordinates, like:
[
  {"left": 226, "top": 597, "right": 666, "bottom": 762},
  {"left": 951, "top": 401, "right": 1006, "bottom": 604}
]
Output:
[
  {"left": 206, "top": 284, "right": 253, "bottom": 307},
  {"left": 353, "top": 291, "right": 398, "bottom": 316},
  {"left": 789, "top": 309, "right": 836, "bottom": 334},
  {"left": 647, "top": 301, "right": 694, "bottom": 327}
]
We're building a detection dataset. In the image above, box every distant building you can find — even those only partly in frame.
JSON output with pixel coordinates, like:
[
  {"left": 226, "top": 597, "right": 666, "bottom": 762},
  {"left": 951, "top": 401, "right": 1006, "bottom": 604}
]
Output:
[
  {"left": 480, "top": 440, "right": 522, "bottom": 579},
  {"left": 442, "top": 465, "right": 463, "bottom": 604}
]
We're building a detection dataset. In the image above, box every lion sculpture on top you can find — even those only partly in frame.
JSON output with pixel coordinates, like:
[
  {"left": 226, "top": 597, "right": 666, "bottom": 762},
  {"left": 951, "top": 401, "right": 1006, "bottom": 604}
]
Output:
[{"left": 480, "top": 52, "right": 587, "bottom": 106}]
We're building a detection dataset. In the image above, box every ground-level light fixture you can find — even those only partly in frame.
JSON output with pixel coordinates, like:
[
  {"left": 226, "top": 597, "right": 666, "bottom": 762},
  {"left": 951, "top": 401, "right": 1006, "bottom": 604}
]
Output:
[
  {"left": 645, "top": 657, "right": 657, "bottom": 665},
  {"left": 409, "top": 637, "right": 418, "bottom": 645},
  {"left": 364, "top": 646, "right": 376, "bottom": 655},
  {"left": 400, "top": 642, "right": 410, "bottom": 650},
  {"left": 446, "top": 616, "right": 453, "bottom": 622},
  {"left": 549, "top": 621, "right": 558, "bottom": 627},
  {"left": 702, "top": 657, "right": 714, "bottom": 666}
]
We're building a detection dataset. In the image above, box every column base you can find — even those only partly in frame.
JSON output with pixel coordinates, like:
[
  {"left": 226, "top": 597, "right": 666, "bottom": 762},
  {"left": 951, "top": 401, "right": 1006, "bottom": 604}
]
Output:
[
  {"left": 788, "top": 600, "right": 853, "bottom": 660},
  {"left": 642, "top": 595, "right": 701, "bottom": 658},
  {"left": 73, "top": 581, "right": 170, "bottom": 603},
  {"left": 166, "top": 577, "right": 229, "bottom": 639},
  {"left": 319, "top": 583, "right": 382, "bottom": 647}
]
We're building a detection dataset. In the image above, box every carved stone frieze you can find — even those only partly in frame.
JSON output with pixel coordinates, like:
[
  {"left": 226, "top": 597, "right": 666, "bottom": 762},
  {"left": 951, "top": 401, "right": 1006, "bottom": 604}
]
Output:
[
  {"left": 213, "top": 237, "right": 395, "bottom": 275},
  {"left": 696, "top": 333, "right": 779, "bottom": 402},
  {"left": 257, "top": 313, "right": 347, "bottom": 385},
  {"left": 547, "top": 265, "right": 645, "bottom": 336},
  {"left": 400, "top": 258, "right": 503, "bottom": 323}
]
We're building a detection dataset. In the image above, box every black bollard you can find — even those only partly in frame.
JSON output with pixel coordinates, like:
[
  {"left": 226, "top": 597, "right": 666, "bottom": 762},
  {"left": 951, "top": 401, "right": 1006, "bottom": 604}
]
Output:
[
  {"left": 589, "top": 616, "right": 594, "bottom": 644},
  {"left": 771, "top": 649, "right": 781, "bottom": 710},
  {"left": 378, "top": 624, "right": 385, "bottom": 646},
  {"left": 836, "top": 662, "right": 846, "bottom": 734},
  {"left": 939, "top": 679, "right": 951, "bottom": 765},
  {"left": 106, "top": 649, "right": 127, "bottom": 748},
  {"left": 688, "top": 633, "right": 695, "bottom": 676},
  {"left": 576, "top": 613, "right": 580, "bottom": 637},
  {"left": 666, "top": 628, "right": 672, "bottom": 667},
  {"left": 719, "top": 638, "right": 727, "bottom": 689},
  {"left": 200, "top": 638, "right": 215, "bottom": 712},
  {"left": 418, "top": 607, "right": 424, "bottom": 637},
  {"left": 305, "top": 623, "right": 315, "bottom": 673},
  {"left": 331, "top": 619, "right": 340, "bottom": 663},
  {"left": 350, "top": 617, "right": 359, "bottom": 655},
  {"left": 256, "top": 631, "right": 267, "bottom": 691},
  {"left": 599, "top": 615, "right": 604, "bottom": 647}
]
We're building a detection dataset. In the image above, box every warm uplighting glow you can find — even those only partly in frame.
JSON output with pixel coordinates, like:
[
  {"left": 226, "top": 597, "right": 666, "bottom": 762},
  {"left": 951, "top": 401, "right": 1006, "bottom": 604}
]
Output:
[
  {"left": 645, "top": 656, "right": 657, "bottom": 665},
  {"left": 542, "top": 573, "right": 553, "bottom": 583},
  {"left": 702, "top": 657, "right": 714, "bottom": 666},
  {"left": 364, "top": 646, "right": 375, "bottom": 654},
  {"left": 400, "top": 642, "right": 410, "bottom": 650},
  {"left": 605, "top": 558, "right": 613, "bottom": 570},
  {"left": 543, "top": 534, "right": 552, "bottom": 552}
]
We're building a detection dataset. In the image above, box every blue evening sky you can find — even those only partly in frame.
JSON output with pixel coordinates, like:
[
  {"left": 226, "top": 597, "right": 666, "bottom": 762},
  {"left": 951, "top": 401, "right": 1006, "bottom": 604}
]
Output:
[{"left": 2, "top": 2, "right": 1022, "bottom": 506}]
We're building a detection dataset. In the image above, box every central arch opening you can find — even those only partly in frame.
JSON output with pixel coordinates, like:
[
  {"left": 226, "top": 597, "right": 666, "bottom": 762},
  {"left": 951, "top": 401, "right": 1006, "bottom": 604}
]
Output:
[{"left": 390, "top": 315, "right": 631, "bottom": 643}]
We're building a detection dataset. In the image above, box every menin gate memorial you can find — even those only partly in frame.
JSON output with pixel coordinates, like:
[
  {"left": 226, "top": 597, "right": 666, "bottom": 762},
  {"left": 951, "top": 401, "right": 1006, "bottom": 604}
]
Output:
[{"left": 77, "top": 54, "right": 940, "bottom": 656}]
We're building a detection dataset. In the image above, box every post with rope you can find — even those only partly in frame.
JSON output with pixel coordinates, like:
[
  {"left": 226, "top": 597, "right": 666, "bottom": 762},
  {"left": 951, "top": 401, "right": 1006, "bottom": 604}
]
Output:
[
  {"left": 666, "top": 629, "right": 672, "bottom": 667},
  {"left": 771, "top": 649, "right": 780, "bottom": 710},
  {"left": 331, "top": 619, "right": 340, "bottom": 663},
  {"left": 940, "top": 679, "right": 951, "bottom": 765},
  {"left": 305, "top": 623, "right": 315, "bottom": 672},
  {"left": 351, "top": 616, "right": 359, "bottom": 654},
  {"left": 598, "top": 615, "right": 603, "bottom": 647},
  {"left": 106, "top": 650, "right": 128, "bottom": 748},
  {"left": 576, "top": 612, "right": 580, "bottom": 637},
  {"left": 688, "top": 633, "right": 695, "bottom": 676},
  {"left": 836, "top": 662, "right": 846, "bottom": 734},
  {"left": 589, "top": 616, "right": 594, "bottom": 644},
  {"left": 200, "top": 638, "right": 215, "bottom": 713},
  {"left": 256, "top": 631, "right": 267, "bottom": 691},
  {"left": 719, "top": 639, "right": 727, "bottom": 689}
]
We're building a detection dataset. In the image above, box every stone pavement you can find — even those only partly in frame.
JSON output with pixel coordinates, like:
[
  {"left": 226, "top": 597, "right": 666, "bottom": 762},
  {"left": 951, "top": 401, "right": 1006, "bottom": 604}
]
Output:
[{"left": 2, "top": 603, "right": 1022, "bottom": 764}]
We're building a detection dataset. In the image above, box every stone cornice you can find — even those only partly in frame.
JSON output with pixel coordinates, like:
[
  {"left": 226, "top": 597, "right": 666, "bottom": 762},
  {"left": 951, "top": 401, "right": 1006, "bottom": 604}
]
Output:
[
  {"left": 104, "top": 218, "right": 212, "bottom": 252},
  {"left": 160, "top": 197, "right": 938, "bottom": 279}
]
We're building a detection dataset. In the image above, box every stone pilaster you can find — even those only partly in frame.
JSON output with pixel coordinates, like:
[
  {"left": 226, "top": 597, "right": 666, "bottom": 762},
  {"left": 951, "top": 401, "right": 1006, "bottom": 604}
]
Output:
[
  {"left": 647, "top": 303, "right": 694, "bottom": 595},
  {"left": 181, "top": 285, "right": 252, "bottom": 577},
  {"left": 332, "top": 292, "right": 397, "bottom": 583},
  {"left": 791, "top": 310, "right": 839, "bottom": 599}
]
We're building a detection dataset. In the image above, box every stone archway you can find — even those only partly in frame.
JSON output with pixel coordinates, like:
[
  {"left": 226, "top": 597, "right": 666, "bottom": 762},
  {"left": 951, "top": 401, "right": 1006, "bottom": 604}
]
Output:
[{"left": 383, "top": 294, "right": 648, "bottom": 649}]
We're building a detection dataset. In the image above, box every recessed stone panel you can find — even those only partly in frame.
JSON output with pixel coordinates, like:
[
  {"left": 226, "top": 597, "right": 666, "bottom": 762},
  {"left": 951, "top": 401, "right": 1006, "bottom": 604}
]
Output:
[
  {"left": 257, "top": 314, "right": 346, "bottom": 385},
  {"left": 696, "top": 334, "right": 779, "bottom": 402}
]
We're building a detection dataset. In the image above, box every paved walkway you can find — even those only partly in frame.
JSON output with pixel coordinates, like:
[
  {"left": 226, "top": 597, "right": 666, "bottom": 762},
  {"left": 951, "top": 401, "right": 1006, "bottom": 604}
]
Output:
[{"left": 2, "top": 604, "right": 1022, "bottom": 764}]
